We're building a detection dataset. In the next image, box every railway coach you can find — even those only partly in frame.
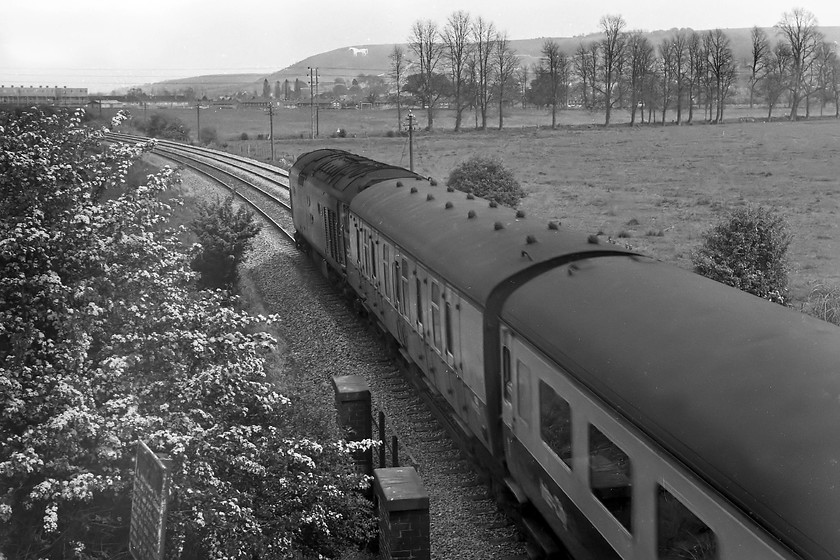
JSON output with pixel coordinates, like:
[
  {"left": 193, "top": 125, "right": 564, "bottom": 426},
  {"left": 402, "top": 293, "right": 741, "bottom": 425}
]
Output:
[{"left": 290, "top": 148, "right": 840, "bottom": 560}]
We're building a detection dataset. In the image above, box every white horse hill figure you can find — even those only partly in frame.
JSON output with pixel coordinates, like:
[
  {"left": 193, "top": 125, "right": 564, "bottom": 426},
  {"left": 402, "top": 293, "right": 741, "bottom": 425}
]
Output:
[{"left": 348, "top": 47, "right": 369, "bottom": 56}]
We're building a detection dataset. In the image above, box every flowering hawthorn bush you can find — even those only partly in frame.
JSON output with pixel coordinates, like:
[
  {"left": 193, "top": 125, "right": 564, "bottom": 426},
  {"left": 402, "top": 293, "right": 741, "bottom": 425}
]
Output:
[{"left": 0, "top": 108, "right": 373, "bottom": 559}]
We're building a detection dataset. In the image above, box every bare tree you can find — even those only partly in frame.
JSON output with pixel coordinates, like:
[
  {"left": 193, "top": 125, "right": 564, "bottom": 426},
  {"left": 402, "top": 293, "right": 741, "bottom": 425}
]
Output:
[
  {"left": 597, "top": 15, "right": 627, "bottom": 126},
  {"left": 471, "top": 16, "right": 496, "bottom": 129},
  {"left": 747, "top": 26, "right": 771, "bottom": 108},
  {"left": 409, "top": 19, "right": 445, "bottom": 130},
  {"left": 658, "top": 37, "right": 675, "bottom": 125},
  {"left": 671, "top": 31, "right": 690, "bottom": 123},
  {"left": 776, "top": 8, "right": 822, "bottom": 120},
  {"left": 686, "top": 31, "right": 704, "bottom": 123},
  {"left": 763, "top": 43, "right": 792, "bottom": 119},
  {"left": 705, "top": 29, "right": 737, "bottom": 123},
  {"left": 515, "top": 65, "right": 529, "bottom": 109},
  {"left": 573, "top": 42, "right": 599, "bottom": 109},
  {"left": 441, "top": 11, "right": 473, "bottom": 131},
  {"left": 389, "top": 45, "right": 407, "bottom": 131},
  {"left": 542, "top": 39, "right": 564, "bottom": 128},
  {"left": 494, "top": 31, "right": 519, "bottom": 130},
  {"left": 627, "top": 32, "right": 655, "bottom": 125}
]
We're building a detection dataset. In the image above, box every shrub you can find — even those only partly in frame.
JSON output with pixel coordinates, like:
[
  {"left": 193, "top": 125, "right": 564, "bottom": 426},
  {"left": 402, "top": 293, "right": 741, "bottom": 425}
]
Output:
[
  {"left": 804, "top": 283, "right": 840, "bottom": 325},
  {"left": 446, "top": 155, "right": 525, "bottom": 208},
  {"left": 331, "top": 128, "right": 347, "bottom": 138},
  {"left": 691, "top": 205, "right": 791, "bottom": 304},
  {"left": 239, "top": 132, "right": 250, "bottom": 141},
  {"left": 189, "top": 193, "right": 262, "bottom": 290},
  {"left": 198, "top": 126, "right": 218, "bottom": 145},
  {"left": 136, "top": 112, "right": 190, "bottom": 141}
]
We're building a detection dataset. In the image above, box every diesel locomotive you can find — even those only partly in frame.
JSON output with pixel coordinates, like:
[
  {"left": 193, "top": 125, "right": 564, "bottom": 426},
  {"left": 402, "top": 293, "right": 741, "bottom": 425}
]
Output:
[{"left": 290, "top": 148, "right": 840, "bottom": 560}]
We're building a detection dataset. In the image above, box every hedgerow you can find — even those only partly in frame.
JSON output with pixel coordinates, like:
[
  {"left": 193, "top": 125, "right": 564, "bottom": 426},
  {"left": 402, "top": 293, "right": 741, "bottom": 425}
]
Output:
[{"left": 0, "top": 108, "right": 374, "bottom": 559}]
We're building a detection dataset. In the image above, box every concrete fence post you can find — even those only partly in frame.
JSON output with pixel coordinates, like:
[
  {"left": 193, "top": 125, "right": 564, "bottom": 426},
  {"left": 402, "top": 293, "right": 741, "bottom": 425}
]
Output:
[{"left": 373, "top": 467, "right": 430, "bottom": 560}]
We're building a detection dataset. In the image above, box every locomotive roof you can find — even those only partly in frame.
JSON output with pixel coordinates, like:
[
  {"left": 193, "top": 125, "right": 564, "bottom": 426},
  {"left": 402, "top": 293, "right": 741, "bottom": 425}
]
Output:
[
  {"left": 350, "top": 179, "right": 634, "bottom": 306},
  {"left": 503, "top": 256, "right": 840, "bottom": 560},
  {"left": 292, "top": 149, "right": 421, "bottom": 204}
]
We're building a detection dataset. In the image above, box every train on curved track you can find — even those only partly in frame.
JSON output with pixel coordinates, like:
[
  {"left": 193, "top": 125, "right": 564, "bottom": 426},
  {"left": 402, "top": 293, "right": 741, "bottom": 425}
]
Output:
[{"left": 290, "top": 148, "right": 840, "bottom": 560}]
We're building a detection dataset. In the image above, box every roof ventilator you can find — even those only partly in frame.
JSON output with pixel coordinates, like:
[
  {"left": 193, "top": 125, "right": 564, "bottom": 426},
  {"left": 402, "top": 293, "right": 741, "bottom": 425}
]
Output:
[{"left": 494, "top": 222, "right": 504, "bottom": 230}]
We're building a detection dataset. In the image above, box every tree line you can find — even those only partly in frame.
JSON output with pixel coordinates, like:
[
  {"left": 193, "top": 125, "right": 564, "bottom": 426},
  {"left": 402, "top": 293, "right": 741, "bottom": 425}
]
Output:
[{"left": 393, "top": 8, "right": 839, "bottom": 130}]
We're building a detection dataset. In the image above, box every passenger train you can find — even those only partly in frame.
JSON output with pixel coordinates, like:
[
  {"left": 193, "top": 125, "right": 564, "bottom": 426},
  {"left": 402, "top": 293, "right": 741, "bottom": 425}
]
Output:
[{"left": 290, "top": 148, "right": 840, "bottom": 560}]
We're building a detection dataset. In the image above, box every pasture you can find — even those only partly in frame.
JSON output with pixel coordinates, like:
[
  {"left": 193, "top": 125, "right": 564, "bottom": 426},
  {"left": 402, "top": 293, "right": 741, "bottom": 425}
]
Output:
[{"left": 127, "top": 105, "right": 840, "bottom": 306}]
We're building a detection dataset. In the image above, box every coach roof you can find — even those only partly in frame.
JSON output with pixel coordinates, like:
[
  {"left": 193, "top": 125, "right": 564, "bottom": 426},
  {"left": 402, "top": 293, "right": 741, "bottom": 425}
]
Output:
[
  {"left": 504, "top": 256, "right": 840, "bottom": 560},
  {"left": 292, "top": 149, "right": 421, "bottom": 205},
  {"left": 350, "top": 178, "right": 636, "bottom": 307}
]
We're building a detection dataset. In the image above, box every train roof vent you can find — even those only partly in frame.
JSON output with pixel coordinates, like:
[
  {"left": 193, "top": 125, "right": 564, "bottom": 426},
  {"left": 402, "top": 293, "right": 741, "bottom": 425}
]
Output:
[
  {"left": 445, "top": 201, "right": 454, "bottom": 209},
  {"left": 427, "top": 193, "right": 435, "bottom": 201},
  {"left": 548, "top": 221, "right": 560, "bottom": 230},
  {"left": 396, "top": 181, "right": 404, "bottom": 187},
  {"left": 494, "top": 222, "right": 505, "bottom": 230},
  {"left": 411, "top": 186, "right": 418, "bottom": 193},
  {"left": 447, "top": 186, "right": 455, "bottom": 192},
  {"left": 468, "top": 210, "right": 477, "bottom": 219},
  {"left": 467, "top": 193, "right": 475, "bottom": 200},
  {"left": 489, "top": 201, "right": 498, "bottom": 208},
  {"left": 588, "top": 234, "right": 600, "bottom": 244},
  {"left": 526, "top": 235, "right": 538, "bottom": 244},
  {"left": 516, "top": 210, "right": 526, "bottom": 218}
]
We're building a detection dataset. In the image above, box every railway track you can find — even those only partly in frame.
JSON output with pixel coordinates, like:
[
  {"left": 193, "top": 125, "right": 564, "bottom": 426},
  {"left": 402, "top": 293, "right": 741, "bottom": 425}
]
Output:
[{"left": 108, "top": 133, "right": 532, "bottom": 559}]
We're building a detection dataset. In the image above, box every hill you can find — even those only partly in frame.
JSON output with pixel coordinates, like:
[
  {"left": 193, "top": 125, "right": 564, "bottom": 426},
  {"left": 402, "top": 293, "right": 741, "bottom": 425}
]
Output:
[{"left": 146, "top": 26, "right": 840, "bottom": 98}]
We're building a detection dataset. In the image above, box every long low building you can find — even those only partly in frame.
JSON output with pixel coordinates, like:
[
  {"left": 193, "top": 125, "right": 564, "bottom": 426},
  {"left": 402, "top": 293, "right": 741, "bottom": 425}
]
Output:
[{"left": 0, "top": 85, "right": 88, "bottom": 107}]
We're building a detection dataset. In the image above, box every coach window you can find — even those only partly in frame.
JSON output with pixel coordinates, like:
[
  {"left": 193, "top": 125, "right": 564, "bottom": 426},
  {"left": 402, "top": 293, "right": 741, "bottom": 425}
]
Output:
[
  {"left": 539, "top": 381, "right": 572, "bottom": 468},
  {"left": 590, "top": 425, "right": 632, "bottom": 532},
  {"left": 517, "top": 360, "right": 531, "bottom": 426},
  {"left": 400, "top": 258, "right": 410, "bottom": 317},
  {"left": 444, "top": 301, "right": 454, "bottom": 357},
  {"left": 355, "top": 227, "right": 361, "bottom": 265},
  {"left": 502, "top": 346, "right": 512, "bottom": 402},
  {"left": 382, "top": 245, "right": 391, "bottom": 300},
  {"left": 393, "top": 260, "right": 402, "bottom": 310},
  {"left": 657, "top": 486, "right": 717, "bottom": 559},
  {"left": 415, "top": 276, "right": 424, "bottom": 331},
  {"left": 370, "top": 237, "right": 377, "bottom": 282},
  {"left": 430, "top": 281, "right": 442, "bottom": 351}
]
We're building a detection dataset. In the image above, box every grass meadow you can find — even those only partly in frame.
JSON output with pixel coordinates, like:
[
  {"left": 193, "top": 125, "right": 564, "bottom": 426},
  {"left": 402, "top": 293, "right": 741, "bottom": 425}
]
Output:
[{"left": 121, "top": 104, "right": 840, "bottom": 307}]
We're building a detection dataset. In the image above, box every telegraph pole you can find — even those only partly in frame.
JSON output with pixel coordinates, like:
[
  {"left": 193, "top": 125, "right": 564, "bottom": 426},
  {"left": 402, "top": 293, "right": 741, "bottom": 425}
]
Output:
[
  {"left": 406, "top": 111, "right": 415, "bottom": 172},
  {"left": 195, "top": 103, "right": 200, "bottom": 144},
  {"left": 308, "top": 67, "right": 314, "bottom": 140},
  {"left": 267, "top": 103, "right": 275, "bottom": 161},
  {"left": 315, "top": 68, "right": 320, "bottom": 138}
]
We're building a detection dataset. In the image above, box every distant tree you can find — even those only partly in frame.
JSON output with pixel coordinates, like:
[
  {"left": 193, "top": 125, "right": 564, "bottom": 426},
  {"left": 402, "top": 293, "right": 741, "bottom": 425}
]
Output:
[
  {"left": 692, "top": 206, "right": 791, "bottom": 305},
  {"left": 705, "top": 29, "right": 737, "bottom": 122},
  {"left": 597, "top": 15, "right": 627, "bottom": 126},
  {"left": 763, "top": 42, "right": 792, "bottom": 118},
  {"left": 686, "top": 31, "right": 704, "bottom": 123},
  {"left": 409, "top": 19, "right": 445, "bottom": 129},
  {"left": 671, "top": 31, "right": 690, "bottom": 124},
  {"left": 627, "top": 32, "right": 655, "bottom": 124},
  {"left": 776, "top": 8, "right": 823, "bottom": 120},
  {"left": 747, "top": 26, "right": 771, "bottom": 108},
  {"left": 446, "top": 155, "right": 524, "bottom": 208},
  {"left": 658, "top": 37, "right": 675, "bottom": 124},
  {"left": 494, "top": 31, "right": 519, "bottom": 130},
  {"left": 389, "top": 45, "right": 407, "bottom": 129},
  {"left": 198, "top": 126, "right": 218, "bottom": 145},
  {"left": 541, "top": 39, "right": 566, "bottom": 128},
  {"left": 441, "top": 10, "right": 473, "bottom": 131},
  {"left": 138, "top": 112, "right": 190, "bottom": 141},
  {"left": 471, "top": 16, "right": 496, "bottom": 129},
  {"left": 262, "top": 78, "right": 270, "bottom": 98},
  {"left": 274, "top": 80, "right": 282, "bottom": 99}
]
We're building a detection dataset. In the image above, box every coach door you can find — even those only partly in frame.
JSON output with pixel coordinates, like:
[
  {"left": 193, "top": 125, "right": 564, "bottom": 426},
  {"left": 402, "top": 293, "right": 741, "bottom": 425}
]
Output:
[
  {"left": 501, "top": 327, "right": 514, "bottom": 429},
  {"left": 413, "top": 264, "right": 428, "bottom": 343},
  {"left": 500, "top": 326, "right": 530, "bottom": 441}
]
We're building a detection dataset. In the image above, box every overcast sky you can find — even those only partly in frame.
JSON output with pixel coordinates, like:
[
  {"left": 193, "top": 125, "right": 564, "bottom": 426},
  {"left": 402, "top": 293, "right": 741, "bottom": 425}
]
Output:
[{"left": 2, "top": 0, "right": 839, "bottom": 93}]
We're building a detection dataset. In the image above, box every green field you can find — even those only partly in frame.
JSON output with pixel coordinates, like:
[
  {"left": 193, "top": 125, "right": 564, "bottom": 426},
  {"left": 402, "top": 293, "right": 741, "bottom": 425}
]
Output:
[{"left": 122, "top": 105, "right": 840, "bottom": 306}]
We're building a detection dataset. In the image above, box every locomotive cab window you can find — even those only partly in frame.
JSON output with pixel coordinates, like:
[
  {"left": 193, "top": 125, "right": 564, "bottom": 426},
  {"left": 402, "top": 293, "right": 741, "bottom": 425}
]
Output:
[
  {"left": 539, "top": 381, "right": 572, "bottom": 468},
  {"left": 589, "top": 425, "right": 632, "bottom": 533},
  {"left": 657, "top": 486, "right": 717, "bottom": 560}
]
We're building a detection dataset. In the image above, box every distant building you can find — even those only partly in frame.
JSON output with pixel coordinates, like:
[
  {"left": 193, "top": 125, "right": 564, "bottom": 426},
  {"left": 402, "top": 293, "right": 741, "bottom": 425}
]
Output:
[{"left": 0, "top": 85, "right": 88, "bottom": 107}]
